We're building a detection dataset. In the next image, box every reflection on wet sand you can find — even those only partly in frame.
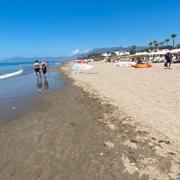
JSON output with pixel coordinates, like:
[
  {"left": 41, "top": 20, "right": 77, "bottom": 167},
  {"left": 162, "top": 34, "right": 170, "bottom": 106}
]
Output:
[
  {"left": 44, "top": 79, "right": 49, "bottom": 90},
  {"left": 36, "top": 78, "right": 49, "bottom": 93}
]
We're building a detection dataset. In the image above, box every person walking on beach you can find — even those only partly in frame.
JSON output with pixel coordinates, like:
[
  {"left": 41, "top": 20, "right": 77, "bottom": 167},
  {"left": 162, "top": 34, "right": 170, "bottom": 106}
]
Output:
[
  {"left": 34, "top": 60, "right": 41, "bottom": 77},
  {"left": 41, "top": 60, "right": 48, "bottom": 78},
  {"left": 165, "top": 52, "right": 173, "bottom": 69}
]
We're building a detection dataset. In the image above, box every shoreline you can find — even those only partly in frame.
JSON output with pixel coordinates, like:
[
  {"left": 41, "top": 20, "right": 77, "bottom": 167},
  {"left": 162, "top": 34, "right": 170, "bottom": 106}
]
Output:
[
  {"left": 0, "top": 63, "right": 179, "bottom": 179},
  {"left": 0, "top": 66, "right": 66, "bottom": 125}
]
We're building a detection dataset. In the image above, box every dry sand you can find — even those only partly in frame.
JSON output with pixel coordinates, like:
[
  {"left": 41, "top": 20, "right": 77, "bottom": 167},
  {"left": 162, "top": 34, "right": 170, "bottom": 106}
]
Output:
[
  {"left": 67, "top": 62, "right": 180, "bottom": 146},
  {"left": 64, "top": 62, "right": 180, "bottom": 179}
]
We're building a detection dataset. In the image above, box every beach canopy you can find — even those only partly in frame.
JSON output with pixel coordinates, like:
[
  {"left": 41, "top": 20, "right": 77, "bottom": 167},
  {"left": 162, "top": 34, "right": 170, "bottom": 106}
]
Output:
[
  {"left": 149, "top": 50, "right": 168, "bottom": 56},
  {"left": 133, "top": 52, "right": 150, "bottom": 56},
  {"left": 170, "top": 49, "right": 180, "bottom": 54},
  {"left": 132, "top": 49, "right": 180, "bottom": 57}
]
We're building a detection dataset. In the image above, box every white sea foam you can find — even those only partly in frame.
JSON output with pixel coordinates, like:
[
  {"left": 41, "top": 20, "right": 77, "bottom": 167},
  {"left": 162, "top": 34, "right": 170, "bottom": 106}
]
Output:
[{"left": 0, "top": 69, "right": 23, "bottom": 80}]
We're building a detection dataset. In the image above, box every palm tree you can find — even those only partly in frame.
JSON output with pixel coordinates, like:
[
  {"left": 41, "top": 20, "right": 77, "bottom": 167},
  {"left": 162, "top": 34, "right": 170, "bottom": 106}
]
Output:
[
  {"left": 153, "top": 41, "right": 158, "bottom": 51},
  {"left": 132, "top": 45, "right": 137, "bottom": 50},
  {"left": 165, "top": 38, "right": 170, "bottom": 46},
  {"left": 148, "top": 42, "right": 153, "bottom": 46},
  {"left": 130, "top": 45, "right": 137, "bottom": 55},
  {"left": 148, "top": 42, "right": 153, "bottom": 50},
  {"left": 159, "top": 41, "right": 164, "bottom": 47},
  {"left": 171, "top": 33, "right": 177, "bottom": 47},
  {"left": 148, "top": 42, "right": 153, "bottom": 47}
]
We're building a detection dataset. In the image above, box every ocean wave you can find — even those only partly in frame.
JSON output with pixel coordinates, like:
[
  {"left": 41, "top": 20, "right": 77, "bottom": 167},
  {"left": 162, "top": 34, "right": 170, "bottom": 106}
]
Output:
[{"left": 0, "top": 69, "right": 24, "bottom": 80}]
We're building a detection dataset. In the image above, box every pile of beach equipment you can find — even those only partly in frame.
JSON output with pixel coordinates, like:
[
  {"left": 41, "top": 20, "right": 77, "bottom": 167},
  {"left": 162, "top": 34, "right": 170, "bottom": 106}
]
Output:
[
  {"left": 72, "top": 60, "right": 93, "bottom": 71},
  {"left": 114, "top": 49, "right": 180, "bottom": 68},
  {"left": 114, "top": 61, "right": 152, "bottom": 68},
  {"left": 114, "top": 61, "right": 136, "bottom": 67}
]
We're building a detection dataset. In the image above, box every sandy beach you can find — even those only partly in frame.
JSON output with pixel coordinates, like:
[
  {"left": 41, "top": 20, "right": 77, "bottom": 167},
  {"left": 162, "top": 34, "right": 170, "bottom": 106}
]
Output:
[
  {"left": 0, "top": 78, "right": 150, "bottom": 180},
  {"left": 1, "top": 0, "right": 180, "bottom": 179},
  {"left": 67, "top": 62, "right": 180, "bottom": 146},
  {"left": 0, "top": 63, "right": 180, "bottom": 179},
  {"left": 64, "top": 62, "right": 180, "bottom": 179}
]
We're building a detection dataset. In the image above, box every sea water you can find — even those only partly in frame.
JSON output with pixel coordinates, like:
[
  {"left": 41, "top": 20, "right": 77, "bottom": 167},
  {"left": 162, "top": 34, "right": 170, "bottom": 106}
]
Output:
[
  {"left": 0, "top": 60, "right": 66, "bottom": 124},
  {"left": 0, "top": 59, "right": 66, "bottom": 123},
  {"left": 0, "top": 60, "right": 66, "bottom": 97},
  {"left": 0, "top": 62, "right": 26, "bottom": 79}
]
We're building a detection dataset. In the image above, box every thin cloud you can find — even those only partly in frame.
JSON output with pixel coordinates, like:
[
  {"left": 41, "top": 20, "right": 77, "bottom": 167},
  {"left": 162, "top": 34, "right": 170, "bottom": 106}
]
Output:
[
  {"left": 72, "top": 49, "right": 80, "bottom": 55},
  {"left": 84, "top": 49, "right": 91, "bottom": 53}
]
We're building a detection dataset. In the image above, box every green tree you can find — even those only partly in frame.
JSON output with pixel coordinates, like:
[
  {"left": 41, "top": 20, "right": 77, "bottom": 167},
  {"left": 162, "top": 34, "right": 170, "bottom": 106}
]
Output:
[
  {"left": 130, "top": 45, "right": 137, "bottom": 55},
  {"left": 171, "top": 33, "right": 177, "bottom": 47},
  {"left": 159, "top": 41, "right": 164, "bottom": 47},
  {"left": 148, "top": 42, "right": 153, "bottom": 46},
  {"left": 165, "top": 39, "right": 170, "bottom": 46},
  {"left": 153, "top": 41, "right": 158, "bottom": 51},
  {"left": 148, "top": 42, "right": 153, "bottom": 47},
  {"left": 148, "top": 42, "right": 153, "bottom": 51}
]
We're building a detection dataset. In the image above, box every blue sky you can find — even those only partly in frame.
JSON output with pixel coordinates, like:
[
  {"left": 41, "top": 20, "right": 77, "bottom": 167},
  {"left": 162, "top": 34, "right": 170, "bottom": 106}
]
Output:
[{"left": 0, "top": 0, "right": 180, "bottom": 58}]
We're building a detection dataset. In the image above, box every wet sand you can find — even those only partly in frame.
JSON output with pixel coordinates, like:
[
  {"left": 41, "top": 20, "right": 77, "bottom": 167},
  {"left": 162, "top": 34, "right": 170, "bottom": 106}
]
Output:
[
  {"left": 0, "top": 68, "right": 179, "bottom": 179},
  {"left": 0, "top": 80, "right": 138, "bottom": 180}
]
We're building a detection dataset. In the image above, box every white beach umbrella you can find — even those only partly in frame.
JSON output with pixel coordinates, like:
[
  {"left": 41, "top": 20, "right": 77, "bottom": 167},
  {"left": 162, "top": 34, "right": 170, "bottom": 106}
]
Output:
[
  {"left": 149, "top": 52, "right": 156, "bottom": 56},
  {"left": 157, "top": 51, "right": 166, "bottom": 55},
  {"left": 153, "top": 50, "right": 167, "bottom": 55},
  {"left": 134, "top": 52, "right": 150, "bottom": 56},
  {"left": 149, "top": 50, "right": 168, "bottom": 56},
  {"left": 170, "top": 49, "right": 180, "bottom": 54}
]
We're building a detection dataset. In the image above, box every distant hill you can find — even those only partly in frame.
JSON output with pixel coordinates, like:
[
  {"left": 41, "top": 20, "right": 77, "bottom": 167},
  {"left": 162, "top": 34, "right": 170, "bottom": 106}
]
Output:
[
  {"left": 73, "top": 46, "right": 147, "bottom": 58},
  {"left": 88, "top": 46, "right": 147, "bottom": 54},
  {"left": 0, "top": 46, "right": 147, "bottom": 61}
]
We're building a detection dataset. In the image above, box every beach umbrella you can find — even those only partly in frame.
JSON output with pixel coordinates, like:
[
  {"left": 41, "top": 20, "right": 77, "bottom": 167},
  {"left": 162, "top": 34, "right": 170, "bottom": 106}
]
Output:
[
  {"left": 133, "top": 52, "right": 150, "bottom": 56},
  {"left": 149, "top": 50, "right": 168, "bottom": 56},
  {"left": 170, "top": 49, "right": 180, "bottom": 54},
  {"left": 152, "top": 50, "right": 167, "bottom": 55},
  {"left": 149, "top": 52, "right": 156, "bottom": 56}
]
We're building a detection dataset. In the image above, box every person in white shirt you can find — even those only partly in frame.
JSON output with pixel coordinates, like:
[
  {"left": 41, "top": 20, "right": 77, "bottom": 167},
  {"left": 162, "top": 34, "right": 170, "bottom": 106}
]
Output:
[{"left": 33, "top": 60, "right": 41, "bottom": 77}]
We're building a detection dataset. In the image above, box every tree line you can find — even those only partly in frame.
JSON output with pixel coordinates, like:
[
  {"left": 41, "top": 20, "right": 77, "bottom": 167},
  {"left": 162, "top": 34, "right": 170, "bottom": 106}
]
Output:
[
  {"left": 148, "top": 33, "right": 177, "bottom": 50},
  {"left": 130, "top": 33, "right": 178, "bottom": 54}
]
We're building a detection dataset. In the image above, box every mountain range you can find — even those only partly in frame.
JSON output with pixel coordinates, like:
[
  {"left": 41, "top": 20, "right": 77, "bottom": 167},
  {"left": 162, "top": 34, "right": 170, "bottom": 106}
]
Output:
[
  {"left": 0, "top": 46, "right": 147, "bottom": 61},
  {"left": 73, "top": 46, "right": 147, "bottom": 58},
  {"left": 87, "top": 46, "right": 147, "bottom": 54}
]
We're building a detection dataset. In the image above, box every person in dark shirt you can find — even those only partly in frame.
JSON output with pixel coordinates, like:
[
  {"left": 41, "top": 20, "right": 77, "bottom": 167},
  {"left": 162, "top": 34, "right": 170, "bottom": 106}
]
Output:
[
  {"left": 41, "top": 60, "right": 48, "bottom": 78},
  {"left": 165, "top": 52, "right": 173, "bottom": 69}
]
